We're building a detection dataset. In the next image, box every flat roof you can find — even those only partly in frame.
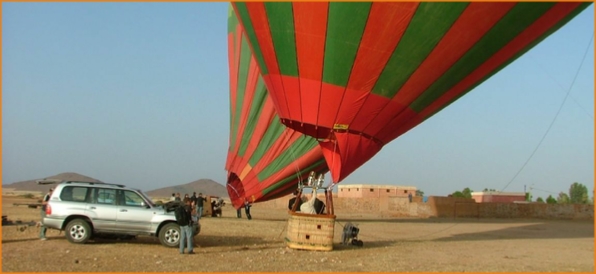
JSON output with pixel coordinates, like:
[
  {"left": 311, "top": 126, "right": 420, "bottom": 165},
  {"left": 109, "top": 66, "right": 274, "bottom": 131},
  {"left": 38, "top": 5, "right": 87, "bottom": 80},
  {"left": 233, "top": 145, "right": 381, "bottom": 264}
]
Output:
[
  {"left": 338, "top": 184, "right": 417, "bottom": 190},
  {"left": 471, "top": 191, "right": 525, "bottom": 196}
]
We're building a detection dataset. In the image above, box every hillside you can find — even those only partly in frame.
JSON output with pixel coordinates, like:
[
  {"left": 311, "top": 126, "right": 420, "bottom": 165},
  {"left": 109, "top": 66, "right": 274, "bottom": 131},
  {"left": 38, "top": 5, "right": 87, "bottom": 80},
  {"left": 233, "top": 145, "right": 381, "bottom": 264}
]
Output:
[
  {"left": 146, "top": 179, "right": 228, "bottom": 198},
  {"left": 3, "top": 173, "right": 228, "bottom": 199},
  {"left": 3, "top": 172, "right": 103, "bottom": 193}
]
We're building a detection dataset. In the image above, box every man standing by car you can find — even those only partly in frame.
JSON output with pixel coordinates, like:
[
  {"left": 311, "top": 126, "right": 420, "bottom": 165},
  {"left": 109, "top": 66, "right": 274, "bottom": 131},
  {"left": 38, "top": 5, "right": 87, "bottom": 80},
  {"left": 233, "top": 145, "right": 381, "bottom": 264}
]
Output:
[
  {"left": 175, "top": 199, "right": 194, "bottom": 254},
  {"left": 40, "top": 187, "right": 53, "bottom": 240}
]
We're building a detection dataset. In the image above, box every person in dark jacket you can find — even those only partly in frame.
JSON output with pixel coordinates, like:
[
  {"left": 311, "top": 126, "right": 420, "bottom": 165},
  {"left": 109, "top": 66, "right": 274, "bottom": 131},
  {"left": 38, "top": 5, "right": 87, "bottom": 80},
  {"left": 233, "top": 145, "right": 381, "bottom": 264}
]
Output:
[
  {"left": 175, "top": 199, "right": 194, "bottom": 254},
  {"left": 196, "top": 193, "right": 206, "bottom": 219}
]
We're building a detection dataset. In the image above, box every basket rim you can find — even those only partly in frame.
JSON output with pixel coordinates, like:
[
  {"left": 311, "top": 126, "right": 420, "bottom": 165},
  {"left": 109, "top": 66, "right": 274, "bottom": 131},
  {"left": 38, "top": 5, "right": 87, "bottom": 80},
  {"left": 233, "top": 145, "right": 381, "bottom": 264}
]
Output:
[{"left": 289, "top": 212, "right": 336, "bottom": 219}]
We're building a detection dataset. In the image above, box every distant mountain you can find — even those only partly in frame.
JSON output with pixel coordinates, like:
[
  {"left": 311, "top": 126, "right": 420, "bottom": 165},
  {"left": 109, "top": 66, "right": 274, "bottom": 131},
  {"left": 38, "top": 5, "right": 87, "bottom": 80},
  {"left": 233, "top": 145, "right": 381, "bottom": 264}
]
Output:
[
  {"left": 146, "top": 179, "right": 228, "bottom": 199},
  {"left": 3, "top": 172, "right": 103, "bottom": 192},
  {"left": 3, "top": 173, "right": 228, "bottom": 199}
]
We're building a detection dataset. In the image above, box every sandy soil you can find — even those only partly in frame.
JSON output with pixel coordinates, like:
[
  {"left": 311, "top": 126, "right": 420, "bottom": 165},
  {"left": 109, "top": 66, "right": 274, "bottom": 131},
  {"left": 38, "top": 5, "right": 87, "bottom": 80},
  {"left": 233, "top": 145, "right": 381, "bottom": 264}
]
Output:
[{"left": 1, "top": 195, "right": 593, "bottom": 272}]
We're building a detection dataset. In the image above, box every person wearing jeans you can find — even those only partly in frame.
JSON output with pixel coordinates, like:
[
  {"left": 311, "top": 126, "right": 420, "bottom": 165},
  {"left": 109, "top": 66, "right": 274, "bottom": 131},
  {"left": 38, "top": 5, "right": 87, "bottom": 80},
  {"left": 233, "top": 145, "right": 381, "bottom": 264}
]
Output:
[
  {"left": 179, "top": 224, "right": 194, "bottom": 255},
  {"left": 176, "top": 200, "right": 194, "bottom": 254}
]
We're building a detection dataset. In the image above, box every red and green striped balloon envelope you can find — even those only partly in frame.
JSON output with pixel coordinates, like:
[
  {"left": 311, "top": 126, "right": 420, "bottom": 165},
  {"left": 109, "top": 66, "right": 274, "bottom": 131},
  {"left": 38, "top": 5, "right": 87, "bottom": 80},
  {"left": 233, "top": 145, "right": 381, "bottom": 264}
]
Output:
[
  {"left": 226, "top": 5, "right": 328, "bottom": 209},
  {"left": 231, "top": 2, "right": 591, "bottom": 183}
]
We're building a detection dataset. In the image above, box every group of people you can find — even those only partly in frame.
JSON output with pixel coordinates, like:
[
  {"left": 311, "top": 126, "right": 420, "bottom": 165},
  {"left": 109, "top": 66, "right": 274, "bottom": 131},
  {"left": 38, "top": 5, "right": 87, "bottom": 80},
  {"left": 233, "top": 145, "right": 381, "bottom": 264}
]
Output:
[
  {"left": 171, "top": 192, "right": 208, "bottom": 218},
  {"left": 288, "top": 189, "right": 326, "bottom": 214}
]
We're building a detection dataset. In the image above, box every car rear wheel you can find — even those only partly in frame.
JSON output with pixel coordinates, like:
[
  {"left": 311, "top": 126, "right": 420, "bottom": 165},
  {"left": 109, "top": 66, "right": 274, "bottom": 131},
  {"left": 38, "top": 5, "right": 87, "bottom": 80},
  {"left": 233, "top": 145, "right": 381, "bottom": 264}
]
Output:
[
  {"left": 65, "top": 219, "right": 92, "bottom": 244},
  {"left": 159, "top": 223, "right": 180, "bottom": 248}
]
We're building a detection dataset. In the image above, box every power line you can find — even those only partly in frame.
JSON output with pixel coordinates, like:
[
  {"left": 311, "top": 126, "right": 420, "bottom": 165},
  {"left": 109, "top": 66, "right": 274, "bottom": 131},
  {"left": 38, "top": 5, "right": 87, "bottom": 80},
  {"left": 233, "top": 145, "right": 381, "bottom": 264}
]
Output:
[
  {"left": 501, "top": 34, "right": 594, "bottom": 192},
  {"left": 529, "top": 53, "right": 594, "bottom": 121}
]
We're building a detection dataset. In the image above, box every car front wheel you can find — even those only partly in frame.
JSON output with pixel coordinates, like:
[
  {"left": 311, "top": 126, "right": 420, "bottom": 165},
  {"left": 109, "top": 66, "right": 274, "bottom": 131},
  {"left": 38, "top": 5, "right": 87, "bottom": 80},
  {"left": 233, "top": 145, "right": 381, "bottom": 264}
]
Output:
[
  {"left": 159, "top": 223, "right": 180, "bottom": 248},
  {"left": 65, "top": 219, "right": 92, "bottom": 244}
]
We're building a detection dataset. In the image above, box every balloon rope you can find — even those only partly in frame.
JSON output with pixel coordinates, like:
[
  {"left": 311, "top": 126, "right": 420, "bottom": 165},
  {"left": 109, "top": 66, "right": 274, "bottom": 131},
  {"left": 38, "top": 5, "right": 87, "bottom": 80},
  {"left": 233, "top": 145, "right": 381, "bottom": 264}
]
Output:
[
  {"left": 326, "top": 136, "right": 339, "bottom": 191},
  {"left": 226, "top": 183, "right": 241, "bottom": 202},
  {"left": 283, "top": 128, "right": 304, "bottom": 185},
  {"left": 529, "top": 52, "right": 593, "bottom": 121},
  {"left": 500, "top": 34, "right": 594, "bottom": 192}
]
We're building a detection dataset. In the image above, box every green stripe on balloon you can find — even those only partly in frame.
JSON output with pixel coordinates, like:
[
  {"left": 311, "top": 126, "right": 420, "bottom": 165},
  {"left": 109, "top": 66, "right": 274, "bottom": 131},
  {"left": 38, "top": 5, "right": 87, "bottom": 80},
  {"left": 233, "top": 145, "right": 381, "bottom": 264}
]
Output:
[
  {"left": 230, "top": 33, "right": 252, "bottom": 153},
  {"left": 322, "top": 2, "right": 372, "bottom": 87},
  {"left": 372, "top": 2, "right": 469, "bottom": 98},
  {"left": 248, "top": 115, "right": 285, "bottom": 167},
  {"left": 419, "top": 2, "right": 591, "bottom": 120},
  {"left": 410, "top": 2, "right": 556, "bottom": 112},
  {"left": 238, "top": 77, "right": 267, "bottom": 157},
  {"left": 265, "top": 2, "right": 298, "bottom": 77},
  {"left": 257, "top": 135, "right": 320, "bottom": 181},
  {"left": 234, "top": 3, "right": 269, "bottom": 75}
]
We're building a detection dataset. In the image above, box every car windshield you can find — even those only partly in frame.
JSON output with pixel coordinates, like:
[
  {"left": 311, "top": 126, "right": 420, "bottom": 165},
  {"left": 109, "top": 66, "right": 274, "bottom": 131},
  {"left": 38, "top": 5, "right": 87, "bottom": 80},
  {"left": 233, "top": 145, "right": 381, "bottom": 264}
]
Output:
[{"left": 135, "top": 189, "right": 156, "bottom": 207}]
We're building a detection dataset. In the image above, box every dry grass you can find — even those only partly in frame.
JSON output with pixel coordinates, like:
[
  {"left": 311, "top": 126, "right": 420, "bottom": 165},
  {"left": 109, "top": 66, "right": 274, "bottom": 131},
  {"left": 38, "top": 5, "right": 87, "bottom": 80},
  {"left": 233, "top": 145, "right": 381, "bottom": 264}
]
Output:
[{"left": 1, "top": 195, "right": 593, "bottom": 272}]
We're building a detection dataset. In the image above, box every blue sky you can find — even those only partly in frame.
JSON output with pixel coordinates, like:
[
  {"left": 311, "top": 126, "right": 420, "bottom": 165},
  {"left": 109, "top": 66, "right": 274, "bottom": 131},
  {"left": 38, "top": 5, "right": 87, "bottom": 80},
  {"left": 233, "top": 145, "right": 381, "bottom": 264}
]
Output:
[{"left": 2, "top": 2, "right": 594, "bottom": 199}]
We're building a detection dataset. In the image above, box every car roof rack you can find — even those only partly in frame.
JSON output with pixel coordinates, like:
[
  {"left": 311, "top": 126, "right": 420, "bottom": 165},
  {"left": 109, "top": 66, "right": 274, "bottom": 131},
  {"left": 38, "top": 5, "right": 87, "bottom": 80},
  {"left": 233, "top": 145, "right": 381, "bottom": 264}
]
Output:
[
  {"left": 36, "top": 178, "right": 63, "bottom": 185},
  {"left": 63, "top": 181, "right": 126, "bottom": 188}
]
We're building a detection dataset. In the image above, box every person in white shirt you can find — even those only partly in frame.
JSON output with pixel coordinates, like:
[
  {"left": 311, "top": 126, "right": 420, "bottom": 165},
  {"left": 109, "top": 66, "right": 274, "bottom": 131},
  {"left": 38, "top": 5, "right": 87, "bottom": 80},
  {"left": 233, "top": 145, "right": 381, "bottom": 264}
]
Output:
[{"left": 300, "top": 190, "right": 318, "bottom": 214}]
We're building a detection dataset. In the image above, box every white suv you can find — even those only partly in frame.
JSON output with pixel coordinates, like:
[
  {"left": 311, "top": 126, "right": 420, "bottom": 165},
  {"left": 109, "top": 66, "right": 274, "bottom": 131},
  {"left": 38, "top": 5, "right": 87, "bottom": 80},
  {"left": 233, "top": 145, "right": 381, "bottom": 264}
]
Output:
[{"left": 42, "top": 180, "right": 199, "bottom": 247}]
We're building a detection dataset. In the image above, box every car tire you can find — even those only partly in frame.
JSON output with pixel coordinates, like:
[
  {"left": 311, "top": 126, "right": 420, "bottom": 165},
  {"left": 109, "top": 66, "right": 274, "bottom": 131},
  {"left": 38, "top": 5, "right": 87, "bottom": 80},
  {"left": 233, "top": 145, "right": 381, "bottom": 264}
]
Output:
[
  {"left": 159, "top": 223, "right": 180, "bottom": 248},
  {"left": 65, "top": 219, "right": 92, "bottom": 244}
]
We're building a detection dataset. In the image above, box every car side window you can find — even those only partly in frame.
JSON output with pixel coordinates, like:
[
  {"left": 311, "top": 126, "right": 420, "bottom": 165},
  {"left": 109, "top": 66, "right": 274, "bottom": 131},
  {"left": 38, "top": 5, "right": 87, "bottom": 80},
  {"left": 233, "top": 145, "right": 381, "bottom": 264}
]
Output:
[
  {"left": 96, "top": 189, "right": 117, "bottom": 205},
  {"left": 123, "top": 190, "right": 145, "bottom": 207},
  {"left": 59, "top": 186, "right": 89, "bottom": 203}
]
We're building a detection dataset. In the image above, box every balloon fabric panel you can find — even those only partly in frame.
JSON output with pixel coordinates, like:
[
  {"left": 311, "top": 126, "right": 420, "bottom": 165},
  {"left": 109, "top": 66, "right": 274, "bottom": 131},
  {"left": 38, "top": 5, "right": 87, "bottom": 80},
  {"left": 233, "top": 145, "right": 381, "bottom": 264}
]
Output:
[
  {"left": 231, "top": 1, "right": 590, "bottom": 183},
  {"left": 225, "top": 4, "right": 328, "bottom": 209}
]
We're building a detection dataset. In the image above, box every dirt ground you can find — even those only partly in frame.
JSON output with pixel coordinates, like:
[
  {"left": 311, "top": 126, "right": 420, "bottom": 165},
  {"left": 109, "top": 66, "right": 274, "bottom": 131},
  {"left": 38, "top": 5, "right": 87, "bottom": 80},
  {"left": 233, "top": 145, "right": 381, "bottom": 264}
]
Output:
[{"left": 1, "top": 195, "right": 594, "bottom": 272}]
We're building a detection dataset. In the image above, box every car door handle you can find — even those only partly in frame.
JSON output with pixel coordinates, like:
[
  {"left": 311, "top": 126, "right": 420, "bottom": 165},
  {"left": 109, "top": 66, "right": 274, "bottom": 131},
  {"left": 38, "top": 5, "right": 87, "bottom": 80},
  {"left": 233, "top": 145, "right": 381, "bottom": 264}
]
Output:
[
  {"left": 120, "top": 209, "right": 128, "bottom": 212},
  {"left": 89, "top": 207, "right": 96, "bottom": 210}
]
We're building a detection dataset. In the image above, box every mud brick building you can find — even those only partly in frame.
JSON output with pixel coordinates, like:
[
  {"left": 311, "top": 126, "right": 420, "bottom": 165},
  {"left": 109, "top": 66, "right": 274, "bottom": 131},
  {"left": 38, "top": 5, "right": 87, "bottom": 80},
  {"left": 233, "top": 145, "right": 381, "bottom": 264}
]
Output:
[
  {"left": 471, "top": 191, "right": 526, "bottom": 203},
  {"left": 337, "top": 184, "right": 417, "bottom": 198}
]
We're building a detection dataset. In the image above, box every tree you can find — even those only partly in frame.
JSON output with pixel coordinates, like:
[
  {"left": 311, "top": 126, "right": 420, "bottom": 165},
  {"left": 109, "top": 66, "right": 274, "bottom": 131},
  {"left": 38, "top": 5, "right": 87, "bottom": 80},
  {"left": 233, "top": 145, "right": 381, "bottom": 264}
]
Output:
[
  {"left": 462, "top": 188, "right": 473, "bottom": 199},
  {"left": 536, "top": 197, "right": 544, "bottom": 203},
  {"left": 557, "top": 192, "right": 570, "bottom": 204},
  {"left": 546, "top": 195, "right": 557, "bottom": 204},
  {"left": 525, "top": 192, "right": 532, "bottom": 202},
  {"left": 416, "top": 190, "right": 424, "bottom": 197},
  {"left": 569, "top": 182, "right": 589, "bottom": 204},
  {"left": 451, "top": 191, "right": 465, "bottom": 198},
  {"left": 451, "top": 188, "right": 473, "bottom": 199}
]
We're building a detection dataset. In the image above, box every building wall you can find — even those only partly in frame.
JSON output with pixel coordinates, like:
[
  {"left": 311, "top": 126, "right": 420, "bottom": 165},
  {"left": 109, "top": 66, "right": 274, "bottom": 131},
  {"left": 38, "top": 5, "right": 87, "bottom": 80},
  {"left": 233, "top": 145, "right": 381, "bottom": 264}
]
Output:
[
  {"left": 338, "top": 185, "right": 416, "bottom": 198},
  {"left": 338, "top": 187, "right": 361, "bottom": 198},
  {"left": 254, "top": 194, "right": 593, "bottom": 220},
  {"left": 472, "top": 192, "right": 526, "bottom": 203}
]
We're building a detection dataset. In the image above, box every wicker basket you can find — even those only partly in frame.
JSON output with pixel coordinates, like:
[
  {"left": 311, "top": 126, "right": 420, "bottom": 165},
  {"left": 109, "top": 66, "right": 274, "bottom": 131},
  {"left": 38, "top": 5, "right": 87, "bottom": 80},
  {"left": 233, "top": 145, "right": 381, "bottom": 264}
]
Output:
[{"left": 285, "top": 212, "right": 336, "bottom": 251}]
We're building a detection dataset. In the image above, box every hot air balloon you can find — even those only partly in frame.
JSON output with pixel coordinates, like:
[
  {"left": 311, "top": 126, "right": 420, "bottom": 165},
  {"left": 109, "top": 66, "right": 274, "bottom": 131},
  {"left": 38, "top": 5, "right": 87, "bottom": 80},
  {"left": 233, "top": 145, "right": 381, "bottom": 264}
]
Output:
[
  {"left": 226, "top": 5, "right": 328, "bottom": 209},
  {"left": 231, "top": 2, "right": 591, "bottom": 185}
]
